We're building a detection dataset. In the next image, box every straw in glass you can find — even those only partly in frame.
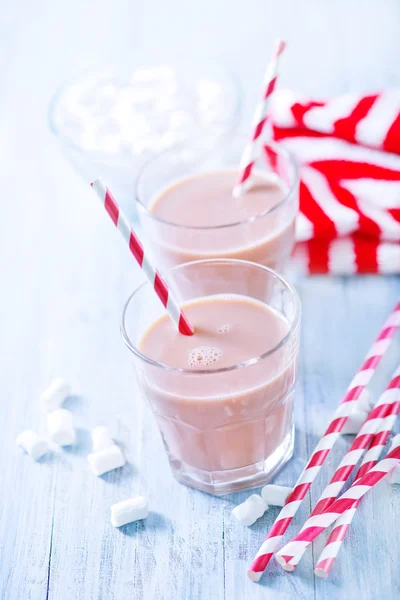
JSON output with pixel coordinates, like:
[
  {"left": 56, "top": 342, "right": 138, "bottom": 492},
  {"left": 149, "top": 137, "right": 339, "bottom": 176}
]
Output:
[
  {"left": 233, "top": 39, "right": 286, "bottom": 198},
  {"left": 90, "top": 179, "right": 194, "bottom": 336}
]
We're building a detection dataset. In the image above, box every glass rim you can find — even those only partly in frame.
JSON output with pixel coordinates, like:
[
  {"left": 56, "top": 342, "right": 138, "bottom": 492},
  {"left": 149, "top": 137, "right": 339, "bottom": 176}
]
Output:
[
  {"left": 48, "top": 59, "right": 242, "bottom": 160},
  {"left": 135, "top": 137, "right": 299, "bottom": 231},
  {"left": 121, "top": 258, "right": 301, "bottom": 375}
]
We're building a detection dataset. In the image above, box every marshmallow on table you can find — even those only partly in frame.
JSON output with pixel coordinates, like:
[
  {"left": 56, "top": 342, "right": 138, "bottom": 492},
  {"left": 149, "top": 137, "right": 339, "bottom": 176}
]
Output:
[
  {"left": 357, "top": 389, "right": 374, "bottom": 413},
  {"left": 390, "top": 433, "right": 400, "bottom": 450},
  {"left": 16, "top": 430, "right": 49, "bottom": 460},
  {"left": 91, "top": 426, "right": 114, "bottom": 452},
  {"left": 261, "top": 484, "right": 292, "bottom": 507},
  {"left": 387, "top": 436, "right": 400, "bottom": 483},
  {"left": 111, "top": 496, "right": 148, "bottom": 527},
  {"left": 232, "top": 494, "right": 268, "bottom": 527},
  {"left": 388, "top": 465, "right": 400, "bottom": 484},
  {"left": 341, "top": 410, "right": 369, "bottom": 434},
  {"left": 88, "top": 445, "right": 125, "bottom": 476},
  {"left": 40, "top": 378, "right": 71, "bottom": 413},
  {"left": 47, "top": 408, "right": 76, "bottom": 446}
]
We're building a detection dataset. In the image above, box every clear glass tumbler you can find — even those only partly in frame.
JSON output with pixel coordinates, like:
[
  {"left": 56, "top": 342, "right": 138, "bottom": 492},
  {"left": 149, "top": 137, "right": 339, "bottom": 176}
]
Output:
[
  {"left": 121, "top": 259, "right": 300, "bottom": 495},
  {"left": 136, "top": 135, "right": 299, "bottom": 272}
]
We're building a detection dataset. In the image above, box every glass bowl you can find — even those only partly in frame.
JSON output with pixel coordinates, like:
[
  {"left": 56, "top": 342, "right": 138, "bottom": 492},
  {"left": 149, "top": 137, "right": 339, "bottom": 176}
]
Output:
[{"left": 48, "top": 59, "right": 242, "bottom": 216}]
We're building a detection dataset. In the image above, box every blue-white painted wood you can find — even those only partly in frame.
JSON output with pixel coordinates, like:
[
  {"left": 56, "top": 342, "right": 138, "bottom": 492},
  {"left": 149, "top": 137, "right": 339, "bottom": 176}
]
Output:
[{"left": 0, "top": 1, "right": 400, "bottom": 598}]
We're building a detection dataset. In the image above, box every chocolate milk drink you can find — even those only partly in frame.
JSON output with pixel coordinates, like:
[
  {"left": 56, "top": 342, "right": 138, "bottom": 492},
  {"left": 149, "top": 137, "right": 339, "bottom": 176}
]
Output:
[
  {"left": 142, "top": 169, "right": 297, "bottom": 270},
  {"left": 138, "top": 293, "right": 297, "bottom": 491}
]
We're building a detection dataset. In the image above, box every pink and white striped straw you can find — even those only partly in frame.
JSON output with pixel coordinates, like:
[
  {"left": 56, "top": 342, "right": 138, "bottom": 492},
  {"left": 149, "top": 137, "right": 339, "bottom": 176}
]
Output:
[
  {"left": 314, "top": 369, "right": 400, "bottom": 578},
  {"left": 90, "top": 179, "right": 194, "bottom": 336},
  {"left": 274, "top": 436, "right": 400, "bottom": 568},
  {"left": 248, "top": 300, "right": 400, "bottom": 582},
  {"left": 232, "top": 39, "right": 286, "bottom": 198},
  {"left": 276, "top": 364, "right": 400, "bottom": 570}
]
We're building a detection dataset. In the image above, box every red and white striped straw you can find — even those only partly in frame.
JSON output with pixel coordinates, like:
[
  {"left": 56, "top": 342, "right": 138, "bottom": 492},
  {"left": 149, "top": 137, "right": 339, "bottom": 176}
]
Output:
[
  {"left": 232, "top": 39, "right": 286, "bottom": 198},
  {"left": 274, "top": 436, "right": 400, "bottom": 568},
  {"left": 248, "top": 300, "right": 400, "bottom": 582},
  {"left": 276, "top": 364, "right": 400, "bottom": 570},
  {"left": 314, "top": 369, "right": 400, "bottom": 578},
  {"left": 90, "top": 179, "right": 194, "bottom": 336}
]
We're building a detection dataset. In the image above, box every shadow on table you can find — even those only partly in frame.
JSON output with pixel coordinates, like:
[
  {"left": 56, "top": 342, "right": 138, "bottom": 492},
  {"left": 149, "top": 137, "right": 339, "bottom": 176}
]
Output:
[
  {"left": 63, "top": 394, "right": 85, "bottom": 412},
  {"left": 118, "top": 511, "right": 170, "bottom": 536},
  {"left": 63, "top": 427, "right": 91, "bottom": 455},
  {"left": 36, "top": 452, "right": 58, "bottom": 466},
  {"left": 100, "top": 460, "right": 137, "bottom": 485}
]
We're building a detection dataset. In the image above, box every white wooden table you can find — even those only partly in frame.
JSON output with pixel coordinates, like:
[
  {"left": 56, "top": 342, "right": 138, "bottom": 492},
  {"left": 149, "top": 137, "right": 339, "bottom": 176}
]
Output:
[{"left": 1, "top": 1, "right": 400, "bottom": 598}]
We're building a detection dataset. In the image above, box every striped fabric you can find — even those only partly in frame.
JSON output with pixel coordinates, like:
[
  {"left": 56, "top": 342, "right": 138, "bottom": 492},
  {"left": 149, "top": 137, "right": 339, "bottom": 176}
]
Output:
[{"left": 269, "top": 90, "right": 400, "bottom": 274}]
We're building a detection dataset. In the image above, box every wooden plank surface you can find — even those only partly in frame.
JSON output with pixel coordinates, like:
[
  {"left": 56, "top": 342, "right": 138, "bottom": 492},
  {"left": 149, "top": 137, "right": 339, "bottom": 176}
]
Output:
[{"left": 1, "top": 1, "right": 400, "bottom": 599}]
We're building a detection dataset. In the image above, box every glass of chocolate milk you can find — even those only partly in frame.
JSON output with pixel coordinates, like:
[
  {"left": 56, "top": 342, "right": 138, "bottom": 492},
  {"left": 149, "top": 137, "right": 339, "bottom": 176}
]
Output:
[
  {"left": 135, "top": 135, "right": 298, "bottom": 272},
  {"left": 121, "top": 259, "right": 300, "bottom": 495}
]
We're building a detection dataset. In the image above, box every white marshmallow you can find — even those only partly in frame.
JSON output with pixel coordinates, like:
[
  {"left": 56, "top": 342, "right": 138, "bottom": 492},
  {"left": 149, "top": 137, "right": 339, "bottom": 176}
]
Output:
[
  {"left": 390, "top": 434, "right": 400, "bottom": 450},
  {"left": 111, "top": 496, "right": 148, "bottom": 527},
  {"left": 388, "top": 464, "right": 400, "bottom": 484},
  {"left": 91, "top": 426, "right": 114, "bottom": 452},
  {"left": 40, "top": 378, "right": 71, "bottom": 413},
  {"left": 16, "top": 430, "right": 49, "bottom": 460},
  {"left": 357, "top": 389, "right": 374, "bottom": 413},
  {"left": 383, "top": 436, "right": 400, "bottom": 483},
  {"left": 232, "top": 494, "right": 268, "bottom": 526},
  {"left": 88, "top": 445, "right": 125, "bottom": 476},
  {"left": 47, "top": 408, "right": 76, "bottom": 446},
  {"left": 341, "top": 410, "right": 369, "bottom": 434},
  {"left": 261, "top": 484, "right": 292, "bottom": 507}
]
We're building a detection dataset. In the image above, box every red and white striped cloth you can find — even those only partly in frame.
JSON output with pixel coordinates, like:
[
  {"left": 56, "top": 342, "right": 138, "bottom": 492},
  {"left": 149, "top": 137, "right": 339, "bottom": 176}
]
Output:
[{"left": 269, "top": 89, "right": 400, "bottom": 274}]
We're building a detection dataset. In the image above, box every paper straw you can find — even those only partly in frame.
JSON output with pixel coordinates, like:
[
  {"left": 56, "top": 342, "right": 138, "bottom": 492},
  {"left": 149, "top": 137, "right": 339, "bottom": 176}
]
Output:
[
  {"left": 276, "top": 364, "right": 400, "bottom": 570},
  {"left": 248, "top": 300, "right": 400, "bottom": 582},
  {"left": 90, "top": 179, "right": 194, "bottom": 336},
  {"left": 233, "top": 40, "right": 286, "bottom": 198},
  {"left": 275, "top": 436, "right": 400, "bottom": 570},
  {"left": 314, "top": 370, "right": 400, "bottom": 578}
]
